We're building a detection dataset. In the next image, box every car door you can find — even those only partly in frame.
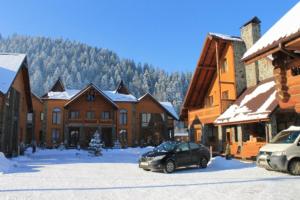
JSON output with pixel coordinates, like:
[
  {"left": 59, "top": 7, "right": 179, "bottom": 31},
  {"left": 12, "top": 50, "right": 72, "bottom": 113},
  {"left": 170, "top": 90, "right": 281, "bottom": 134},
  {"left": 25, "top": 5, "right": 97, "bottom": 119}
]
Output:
[
  {"left": 189, "top": 142, "right": 201, "bottom": 164},
  {"left": 175, "top": 142, "right": 191, "bottom": 167}
]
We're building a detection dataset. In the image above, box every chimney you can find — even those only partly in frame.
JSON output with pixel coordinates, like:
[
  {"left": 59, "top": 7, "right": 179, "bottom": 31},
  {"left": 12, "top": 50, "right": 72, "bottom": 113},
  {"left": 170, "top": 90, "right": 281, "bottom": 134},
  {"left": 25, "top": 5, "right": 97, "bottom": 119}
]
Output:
[
  {"left": 241, "top": 17, "right": 261, "bottom": 87},
  {"left": 240, "top": 16, "right": 261, "bottom": 50}
]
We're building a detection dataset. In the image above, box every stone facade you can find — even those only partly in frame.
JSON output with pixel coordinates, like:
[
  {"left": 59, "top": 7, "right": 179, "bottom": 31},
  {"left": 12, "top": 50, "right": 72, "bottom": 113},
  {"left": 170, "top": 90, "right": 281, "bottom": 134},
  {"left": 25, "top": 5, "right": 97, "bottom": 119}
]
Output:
[
  {"left": 241, "top": 17, "right": 273, "bottom": 88},
  {"left": 232, "top": 41, "right": 247, "bottom": 96}
]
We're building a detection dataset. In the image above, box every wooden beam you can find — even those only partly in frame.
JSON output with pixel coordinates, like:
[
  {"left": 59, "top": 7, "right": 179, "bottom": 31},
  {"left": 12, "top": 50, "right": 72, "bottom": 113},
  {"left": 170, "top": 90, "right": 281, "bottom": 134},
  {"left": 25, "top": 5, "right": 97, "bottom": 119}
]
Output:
[
  {"left": 197, "top": 65, "right": 216, "bottom": 70},
  {"left": 215, "top": 40, "right": 222, "bottom": 113},
  {"left": 220, "top": 81, "right": 235, "bottom": 85}
]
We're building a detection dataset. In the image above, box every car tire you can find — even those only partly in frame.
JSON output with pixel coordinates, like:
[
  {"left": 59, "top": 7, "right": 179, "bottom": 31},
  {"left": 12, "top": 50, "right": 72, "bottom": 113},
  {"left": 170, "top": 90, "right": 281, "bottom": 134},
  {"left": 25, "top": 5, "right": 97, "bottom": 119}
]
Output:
[
  {"left": 164, "top": 160, "right": 175, "bottom": 173},
  {"left": 199, "top": 157, "right": 208, "bottom": 169},
  {"left": 143, "top": 168, "right": 150, "bottom": 171},
  {"left": 288, "top": 159, "right": 300, "bottom": 176}
]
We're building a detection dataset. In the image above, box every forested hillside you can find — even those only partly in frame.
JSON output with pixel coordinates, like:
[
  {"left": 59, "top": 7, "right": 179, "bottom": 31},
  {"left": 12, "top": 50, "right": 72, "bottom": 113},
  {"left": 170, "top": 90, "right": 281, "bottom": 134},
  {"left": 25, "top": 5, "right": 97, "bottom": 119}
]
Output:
[{"left": 0, "top": 34, "right": 191, "bottom": 112}]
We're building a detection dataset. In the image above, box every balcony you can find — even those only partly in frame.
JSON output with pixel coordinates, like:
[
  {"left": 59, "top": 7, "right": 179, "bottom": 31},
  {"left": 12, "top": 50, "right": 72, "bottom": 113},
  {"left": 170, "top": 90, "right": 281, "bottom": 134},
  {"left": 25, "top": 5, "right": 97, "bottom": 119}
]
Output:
[{"left": 66, "top": 118, "right": 113, "bottom": 125}]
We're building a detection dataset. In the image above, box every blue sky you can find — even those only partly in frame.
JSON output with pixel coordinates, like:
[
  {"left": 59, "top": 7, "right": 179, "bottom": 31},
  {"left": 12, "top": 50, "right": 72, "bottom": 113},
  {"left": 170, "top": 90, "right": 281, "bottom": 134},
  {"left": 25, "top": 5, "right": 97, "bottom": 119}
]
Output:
[{"left": 0, "top": 0, "right": 299, "bottom": 72}]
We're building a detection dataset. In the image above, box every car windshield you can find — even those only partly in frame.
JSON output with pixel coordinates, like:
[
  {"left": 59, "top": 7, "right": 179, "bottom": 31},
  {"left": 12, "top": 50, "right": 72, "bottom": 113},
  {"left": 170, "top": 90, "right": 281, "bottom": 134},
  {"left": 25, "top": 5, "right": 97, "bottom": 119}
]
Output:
[
  {"left": 154, "top": 142, "right": 176, "bottom": 152},
  {"left": 270, "top": 131, "right": 300, "bottom": 144}
]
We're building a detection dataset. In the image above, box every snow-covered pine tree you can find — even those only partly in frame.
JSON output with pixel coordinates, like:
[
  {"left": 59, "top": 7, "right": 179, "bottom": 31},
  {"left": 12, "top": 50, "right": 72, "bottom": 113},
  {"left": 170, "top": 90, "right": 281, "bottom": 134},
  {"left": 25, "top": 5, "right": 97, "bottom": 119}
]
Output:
[{"left": 88, "top": 130, "right": 102, "bottom": 156}]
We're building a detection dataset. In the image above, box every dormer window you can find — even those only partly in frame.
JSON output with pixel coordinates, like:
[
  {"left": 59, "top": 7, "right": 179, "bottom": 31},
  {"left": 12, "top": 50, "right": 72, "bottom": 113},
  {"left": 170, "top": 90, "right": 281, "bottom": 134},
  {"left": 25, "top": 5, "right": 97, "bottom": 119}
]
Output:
[{"left": 86, "top": 89, "right": 95, "bottom": 101}]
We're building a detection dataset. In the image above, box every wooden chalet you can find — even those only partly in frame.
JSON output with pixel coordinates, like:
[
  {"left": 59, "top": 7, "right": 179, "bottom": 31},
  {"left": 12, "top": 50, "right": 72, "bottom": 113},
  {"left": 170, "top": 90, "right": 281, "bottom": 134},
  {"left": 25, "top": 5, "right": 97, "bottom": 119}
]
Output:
[
  {"left": 0, "top": 53, "right": 33, "bottom": 157},
  {"left": 181, "top": 32, "right": 246, "bottom": 152},
  {"left": 37, "top": 79, "right": 178, "bottom": 148},
  {"left": 242, "top": 2, "right": 300, "bottom": 115}
]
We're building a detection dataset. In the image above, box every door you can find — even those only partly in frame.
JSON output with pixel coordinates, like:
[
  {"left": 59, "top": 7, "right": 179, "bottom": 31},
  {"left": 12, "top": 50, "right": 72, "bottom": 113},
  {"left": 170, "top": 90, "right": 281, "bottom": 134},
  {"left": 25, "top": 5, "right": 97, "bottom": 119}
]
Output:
[
  {"left": 69, "top": 128, "right": 80, "bottom": 147},
  {"left": 175, "top": 142, "right": 191, "bottom": 166},
  {"left": 189, "top": 142, "right": 201, "bottom": 164},
  {"left": 102, "top": 128, "right": 113, "bottom": 147}
]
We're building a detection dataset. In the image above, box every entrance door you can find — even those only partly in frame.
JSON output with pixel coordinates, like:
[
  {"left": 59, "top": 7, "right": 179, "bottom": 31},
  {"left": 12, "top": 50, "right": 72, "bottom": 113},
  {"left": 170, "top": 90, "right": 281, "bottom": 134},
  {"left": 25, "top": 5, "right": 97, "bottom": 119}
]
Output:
[
  {"left": 69, "top": 128, "right": 80, "bottom": 147},
  {"left": 102, "top": 128, "right": 113, "bottom": 147}
]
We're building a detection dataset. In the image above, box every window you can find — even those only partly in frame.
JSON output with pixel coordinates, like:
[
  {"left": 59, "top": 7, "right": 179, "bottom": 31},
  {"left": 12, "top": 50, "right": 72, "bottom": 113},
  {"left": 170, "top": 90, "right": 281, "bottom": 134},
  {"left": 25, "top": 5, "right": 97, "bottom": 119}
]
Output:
[
  {"left": 222, "top": 91, "right": 229, "bottom": 100},
  {"left": 291, "top": 66, "right": 300, "bottom": 76},
  {"left": 40, "top": 112, "right": 44, "bottom": 121},
  {"left": 205, "top": 95, "right": 214, "bottom": 107},
  {"left": 86, "top": 111, "right": 95, "bottom": 119},
  {"left": 176, "top": 142, "right": 189, "bottom": 152},
  {"left": 101, "top": 111, "right": 111, "bottom": 120},
  {"left": 221, "top": 58, "right": 228, "bottom": 73},
  {"left": 189, "top": 142, "right": 199, "bottom": 150},
  {"left": 69, "top": 111, "right": 80, "bottom": 119},
  {"left": 86, "top": 89, "right": 96, "bottom": 101},
  {"left": 27, "top": 113, "right": 33, "bottom": 123},
  {"left": 52, "top": 108, "right": 61, "bottom": 124},
  {"left": 119, "top": 109, "right": 127, "bottom": 125},
  {"left": 51, "top": 129, "right": 60, "bottom": 143},
  {"left": 142, "top": 113, "right": 151, "bottom": 127}
]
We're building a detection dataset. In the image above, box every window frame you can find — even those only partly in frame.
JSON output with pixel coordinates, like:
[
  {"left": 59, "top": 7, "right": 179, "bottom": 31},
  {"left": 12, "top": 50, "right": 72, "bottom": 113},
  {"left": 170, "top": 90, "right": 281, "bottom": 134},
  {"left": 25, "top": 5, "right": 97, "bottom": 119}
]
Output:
[
  {"left": 52, "top": 108, "right": 61, "bottom": 125},
  {"left": 119, "top": 109, "right": 128, "bottom": 125}
]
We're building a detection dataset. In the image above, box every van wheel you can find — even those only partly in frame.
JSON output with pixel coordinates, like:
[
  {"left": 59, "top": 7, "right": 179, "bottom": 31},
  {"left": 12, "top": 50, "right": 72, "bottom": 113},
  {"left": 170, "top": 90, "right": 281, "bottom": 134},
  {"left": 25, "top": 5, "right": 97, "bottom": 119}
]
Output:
[
  {"left": 199, "top": 157, "right": 208, "bottom": 169},
  {"left": 288, "top": 159, "right": 300, "bottom": 175},
  {"left": 164, "top": 160, "right": 175, "bottom": 173}
]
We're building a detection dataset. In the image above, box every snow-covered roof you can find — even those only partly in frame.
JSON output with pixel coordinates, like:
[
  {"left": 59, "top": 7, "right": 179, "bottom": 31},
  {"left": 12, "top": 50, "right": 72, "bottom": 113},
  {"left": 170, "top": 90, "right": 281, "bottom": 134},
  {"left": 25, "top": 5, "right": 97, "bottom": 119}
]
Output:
[
  {"left": 243, "top": 2, "right": 300, "bottom": 60},
  {"left": 0, "top": 53, "right": 26, "bottom": 94},
  {"left": 103, "top": 90, "right": 138, "bottom": 102},
  {"left": 160, "top": 101, "right": 179, "bottom": 120},
  {"left": 209, "top": 32, "right": 243, "bottom": 42},
  {"left": 215, "top": 78, "right": 278, "bottom": 125},
  {"left": 46, "top": 89, "right": 80, "bottom": 100}
]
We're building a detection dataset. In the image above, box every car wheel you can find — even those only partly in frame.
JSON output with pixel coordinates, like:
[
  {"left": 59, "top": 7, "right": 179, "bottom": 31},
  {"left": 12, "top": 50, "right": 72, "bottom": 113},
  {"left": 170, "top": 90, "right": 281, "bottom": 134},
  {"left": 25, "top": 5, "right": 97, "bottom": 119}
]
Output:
[
  {"left": 288, "top": 159, "right": 300, "bottom": 176},
  {"left": 199, "top": 157, "right": 208, "bottom": 169},
  {"left": 164, "top": 160, "right": 175, "bottom": 173},
  {"left": 143, "top": 168, "right": 150, "bottom": 171}
]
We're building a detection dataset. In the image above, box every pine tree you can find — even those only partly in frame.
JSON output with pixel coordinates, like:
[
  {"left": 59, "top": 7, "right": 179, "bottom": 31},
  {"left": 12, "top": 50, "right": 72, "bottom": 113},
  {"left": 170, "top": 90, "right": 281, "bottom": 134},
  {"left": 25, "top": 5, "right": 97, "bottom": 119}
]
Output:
[{"left": 88, "top": 130, "right": 102, "bottom": 156}]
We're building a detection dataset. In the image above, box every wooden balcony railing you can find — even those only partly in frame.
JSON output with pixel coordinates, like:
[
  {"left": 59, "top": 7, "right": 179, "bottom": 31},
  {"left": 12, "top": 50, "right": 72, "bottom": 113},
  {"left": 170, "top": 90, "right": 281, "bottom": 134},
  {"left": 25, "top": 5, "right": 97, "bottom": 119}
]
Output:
[{"left": 67, "top": 118, "right": 113, "bottom": 124}]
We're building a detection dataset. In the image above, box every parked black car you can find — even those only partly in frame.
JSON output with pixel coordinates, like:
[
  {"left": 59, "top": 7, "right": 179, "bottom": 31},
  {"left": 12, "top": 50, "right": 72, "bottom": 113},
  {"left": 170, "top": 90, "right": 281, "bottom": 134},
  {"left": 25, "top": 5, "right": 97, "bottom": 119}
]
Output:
[{"left": 139, "top": 141, "right": 211, "bottom": 173}]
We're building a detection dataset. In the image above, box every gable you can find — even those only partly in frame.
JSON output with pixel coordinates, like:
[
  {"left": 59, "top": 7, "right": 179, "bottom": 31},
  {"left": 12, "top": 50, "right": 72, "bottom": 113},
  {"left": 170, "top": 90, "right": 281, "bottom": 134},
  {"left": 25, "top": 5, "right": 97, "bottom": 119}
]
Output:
[{"left": 65, "top": 84, "right": 118, "bottom": 109}]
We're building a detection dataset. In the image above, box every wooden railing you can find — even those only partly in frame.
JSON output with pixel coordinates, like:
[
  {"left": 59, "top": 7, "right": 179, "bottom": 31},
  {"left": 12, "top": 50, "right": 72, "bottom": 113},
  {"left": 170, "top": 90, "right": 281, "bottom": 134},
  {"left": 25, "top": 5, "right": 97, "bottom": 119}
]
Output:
[{"left": 67, "top": 118, "right": 113, "bottom": 124}]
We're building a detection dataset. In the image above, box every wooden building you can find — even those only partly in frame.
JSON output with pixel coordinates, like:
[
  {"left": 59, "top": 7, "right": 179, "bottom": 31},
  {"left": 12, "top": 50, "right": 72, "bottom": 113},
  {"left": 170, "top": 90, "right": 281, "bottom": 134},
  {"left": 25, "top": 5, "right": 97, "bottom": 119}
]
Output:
[
  {"left": 180, "top": 17, "right": 289, "bottom": 157},
  {"left": 181, "top": 32, "right": 247, "bottom": 152},
  {"left": 37, "top": 79, "right": 178, "bottom": 148},
  {"left": 214, "top": 77, "right": 300, "bottom": 159},
  {"left": 243, "top": 2, "right": 300, "bottom": 115},
  {"left": 0, "top": 53, "right": 33, "bottom": 157}
]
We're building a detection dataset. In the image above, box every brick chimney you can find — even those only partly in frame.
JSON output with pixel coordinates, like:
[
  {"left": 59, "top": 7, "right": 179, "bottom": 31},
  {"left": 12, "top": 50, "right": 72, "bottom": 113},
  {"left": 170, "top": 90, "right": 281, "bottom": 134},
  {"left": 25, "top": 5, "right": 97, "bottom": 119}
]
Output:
[{"left": 240, "top": 17, "right": 261, "bottom": 87}]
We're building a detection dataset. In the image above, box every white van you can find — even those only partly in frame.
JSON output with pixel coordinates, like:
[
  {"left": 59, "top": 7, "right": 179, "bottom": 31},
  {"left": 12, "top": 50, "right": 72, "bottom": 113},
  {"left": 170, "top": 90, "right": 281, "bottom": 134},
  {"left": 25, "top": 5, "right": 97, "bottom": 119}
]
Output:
[{"left": 256, "top": 126, "right": 300, "bottom": 175}]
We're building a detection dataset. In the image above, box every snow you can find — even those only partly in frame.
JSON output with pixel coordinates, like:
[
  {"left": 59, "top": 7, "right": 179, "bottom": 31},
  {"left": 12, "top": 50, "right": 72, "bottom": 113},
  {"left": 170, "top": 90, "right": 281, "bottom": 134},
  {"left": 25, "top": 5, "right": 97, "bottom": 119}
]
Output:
[
  {"left": 0, "top": 53, "right": 26, "bottom": 72},
  {"left": 103, "top": 90, "right": 138, "bottom": 102},
  {"left": 209, "top": 33, "right": 243, "bottom": 42},
  {"left": 0, "top": 67, "right": 17, "bottom": 94},
  {"left": 0, "top": 53, "right": 26, "bottom": 94},
  {"left": 47, "top": 89, "right": 80, "bottom": 100},
  {"left": 285, "top": 125, "right": 300, "bottom": 131},
  {"left": 0, "top": 148, "right": 299, "bottom": 200},
  {"left": 160, "top": 101, "right": 179, "bottom": 120},
  {"left": 243, "top": 2, "right": 300, "bottom": 60},
  {"left": 0, "top": 152, "right": 17, "bottom": 174},
  {"left": 215, "top": 80, "right": 276, "bottom": 124}
]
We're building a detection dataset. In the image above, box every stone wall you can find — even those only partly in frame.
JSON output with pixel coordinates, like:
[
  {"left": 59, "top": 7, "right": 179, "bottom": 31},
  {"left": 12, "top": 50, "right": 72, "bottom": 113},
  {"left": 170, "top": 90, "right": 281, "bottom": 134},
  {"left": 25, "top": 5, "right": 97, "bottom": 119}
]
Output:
[{"left": 232, "top": 41, "right": 247, "bottom": 96}]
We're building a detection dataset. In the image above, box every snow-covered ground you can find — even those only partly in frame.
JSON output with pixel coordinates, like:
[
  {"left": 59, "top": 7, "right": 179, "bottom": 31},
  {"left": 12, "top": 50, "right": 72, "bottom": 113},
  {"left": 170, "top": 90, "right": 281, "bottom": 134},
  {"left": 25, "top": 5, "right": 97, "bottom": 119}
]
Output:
[{"left": 0, "top": 148, "right": 299, "bottom": 200}]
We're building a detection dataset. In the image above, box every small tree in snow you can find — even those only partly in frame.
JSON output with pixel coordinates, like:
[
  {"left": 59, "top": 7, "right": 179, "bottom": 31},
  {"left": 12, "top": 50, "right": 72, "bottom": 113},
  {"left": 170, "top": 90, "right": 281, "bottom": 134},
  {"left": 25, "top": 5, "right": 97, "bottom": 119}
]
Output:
[{"left": 89, "top": 130, "right": 102, "bottom": 156}]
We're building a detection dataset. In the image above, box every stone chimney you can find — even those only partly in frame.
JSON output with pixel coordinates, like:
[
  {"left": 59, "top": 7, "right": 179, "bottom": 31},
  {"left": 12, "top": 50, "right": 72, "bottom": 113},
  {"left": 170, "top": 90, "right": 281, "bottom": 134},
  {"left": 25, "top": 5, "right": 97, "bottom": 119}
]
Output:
[{"left": 240, "top": 16, "right": 261, "bottom": 87}]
